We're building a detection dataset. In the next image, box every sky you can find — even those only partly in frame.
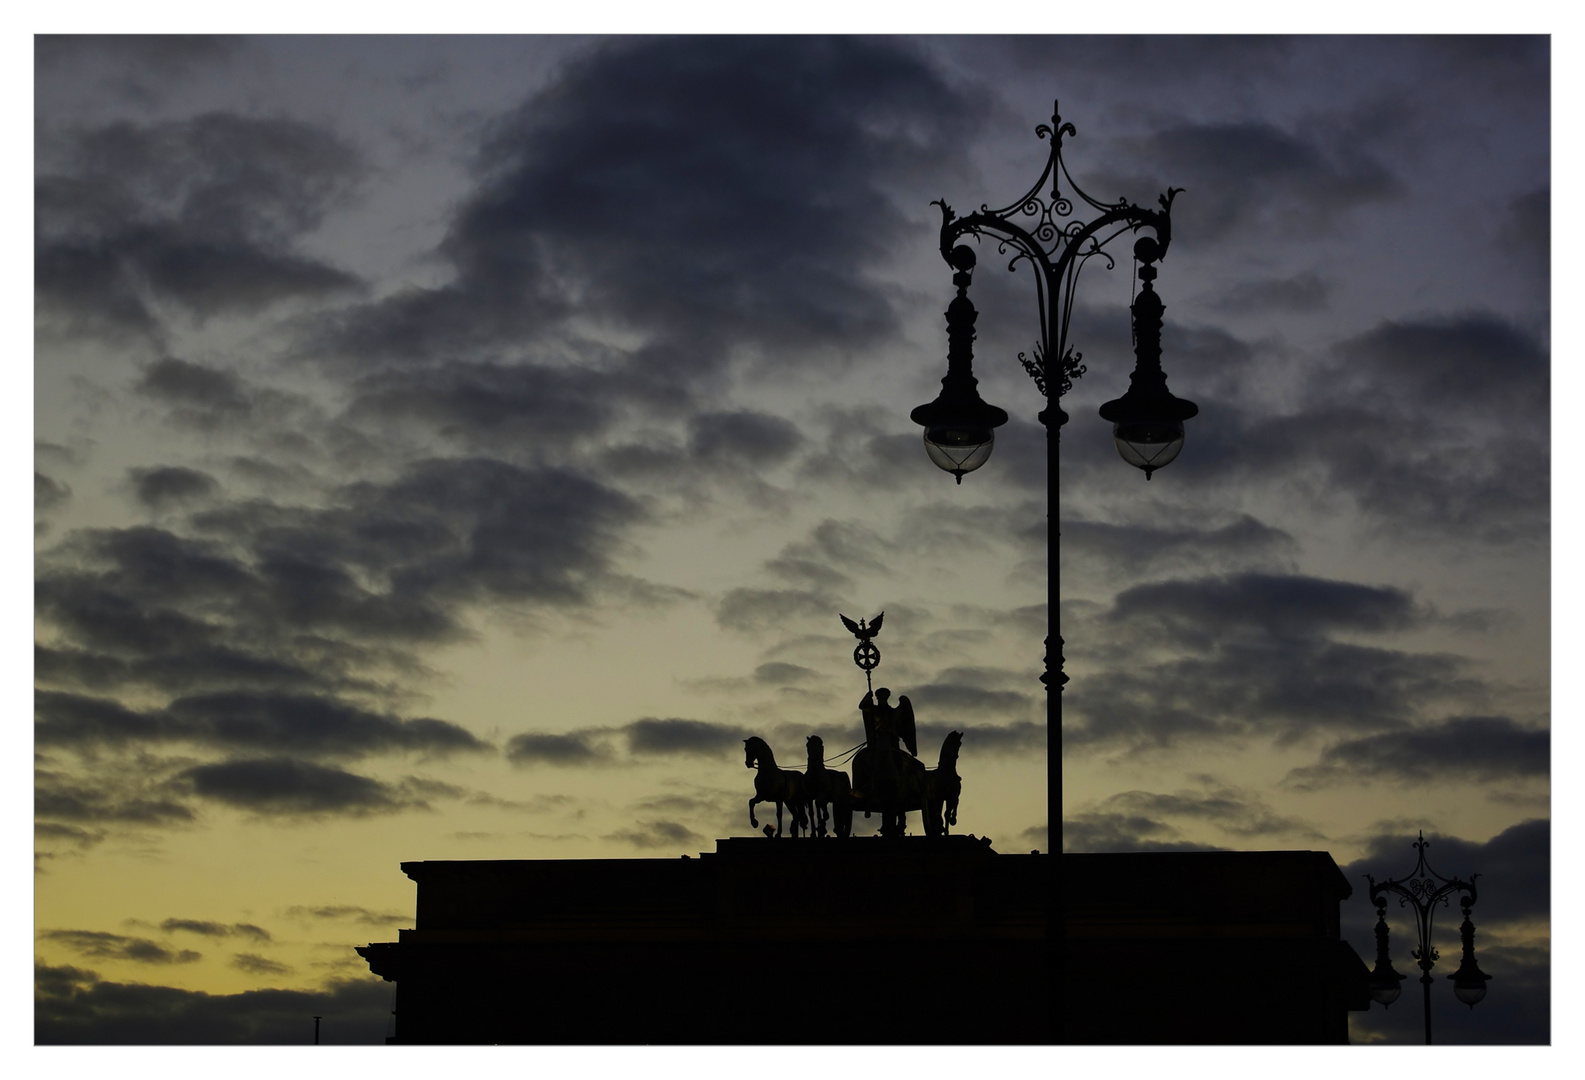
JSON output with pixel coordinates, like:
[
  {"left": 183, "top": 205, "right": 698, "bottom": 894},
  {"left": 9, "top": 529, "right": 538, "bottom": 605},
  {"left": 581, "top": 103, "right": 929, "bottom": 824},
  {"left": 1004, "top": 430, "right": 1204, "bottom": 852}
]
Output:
[{"left": 30, "top": 33, "right": 1551, "bottom": 1046}]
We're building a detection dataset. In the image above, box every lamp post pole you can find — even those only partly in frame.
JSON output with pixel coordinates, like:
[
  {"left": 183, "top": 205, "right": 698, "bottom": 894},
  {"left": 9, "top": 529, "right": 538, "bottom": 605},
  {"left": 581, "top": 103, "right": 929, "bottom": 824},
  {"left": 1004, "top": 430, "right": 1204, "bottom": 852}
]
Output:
[
  {"left": 1364, "top": 830, "right": 1492, "bottom": 1044},
  {"left": 911, "top": 102, "right": 1196, "bottom": 1043}
]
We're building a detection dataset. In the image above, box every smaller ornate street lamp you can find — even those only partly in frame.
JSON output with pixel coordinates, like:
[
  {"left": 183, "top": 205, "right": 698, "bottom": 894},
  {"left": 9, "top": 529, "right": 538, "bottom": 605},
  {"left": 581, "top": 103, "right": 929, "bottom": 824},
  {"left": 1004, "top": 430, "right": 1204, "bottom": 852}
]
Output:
[{"left": 1364, "top": 830, "right": 1491, "bottom": 1044}]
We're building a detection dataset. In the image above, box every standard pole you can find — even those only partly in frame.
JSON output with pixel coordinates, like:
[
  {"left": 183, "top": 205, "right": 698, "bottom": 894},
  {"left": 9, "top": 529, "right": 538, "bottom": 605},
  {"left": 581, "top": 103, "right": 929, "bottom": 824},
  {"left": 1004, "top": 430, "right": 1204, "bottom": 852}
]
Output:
[
  {"left": 1048, "top": 406, "right": 1065, "bottom": 1043},
  {"left": 1421, "top": 973, "right": 1433, "bottom": 1044}
]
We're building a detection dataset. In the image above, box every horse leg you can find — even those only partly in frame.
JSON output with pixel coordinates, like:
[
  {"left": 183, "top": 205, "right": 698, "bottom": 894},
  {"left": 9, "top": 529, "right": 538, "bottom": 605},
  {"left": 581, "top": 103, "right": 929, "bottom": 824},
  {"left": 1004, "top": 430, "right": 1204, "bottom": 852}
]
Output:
[{"left": 748, "top": 795, "right": 760, "bottom": 830}]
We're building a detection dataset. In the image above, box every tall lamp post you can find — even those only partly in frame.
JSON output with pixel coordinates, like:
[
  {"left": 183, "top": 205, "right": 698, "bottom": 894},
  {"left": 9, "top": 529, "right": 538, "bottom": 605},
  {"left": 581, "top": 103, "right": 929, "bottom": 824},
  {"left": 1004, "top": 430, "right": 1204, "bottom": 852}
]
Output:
[
  {"left": 1364, "top": 830, "right": 1492, "bottom": 1044},
  {"left": 911, "top": 102, "right": 1197, "bottom": 1042}
]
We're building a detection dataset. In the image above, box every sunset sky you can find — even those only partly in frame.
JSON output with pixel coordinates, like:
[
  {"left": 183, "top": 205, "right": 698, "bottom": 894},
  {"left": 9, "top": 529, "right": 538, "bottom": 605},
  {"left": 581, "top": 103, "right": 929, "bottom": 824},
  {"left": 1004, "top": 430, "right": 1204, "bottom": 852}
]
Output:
[{"left": 33, "top": 34, "right": 1550, "bottom": 1045}]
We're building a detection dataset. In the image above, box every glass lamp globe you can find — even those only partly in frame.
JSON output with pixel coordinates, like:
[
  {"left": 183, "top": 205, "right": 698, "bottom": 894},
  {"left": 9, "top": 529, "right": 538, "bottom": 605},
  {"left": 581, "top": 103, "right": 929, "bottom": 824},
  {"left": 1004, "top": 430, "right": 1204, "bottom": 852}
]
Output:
[
  {"left": 922, "top": 424, "right": 996, "bottom": 482},
  {"left": 1449, "top": 960, "right": 1492, "bottom": 1008},
  {"left": 1111, "top": 419, "right": 1186, "bottom": 479},
  {"left": 1453, "top": 981, "right": 1488, "bottom": 1008},
  {"left": 1369, "top": 979, "right": 1403, "bottom": 1007}
]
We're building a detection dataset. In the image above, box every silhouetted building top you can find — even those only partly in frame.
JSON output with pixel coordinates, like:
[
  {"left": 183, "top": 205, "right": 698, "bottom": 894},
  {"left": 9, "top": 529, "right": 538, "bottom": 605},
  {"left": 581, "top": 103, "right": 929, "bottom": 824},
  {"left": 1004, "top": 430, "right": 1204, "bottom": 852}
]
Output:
[{"left": 358, "top": 838, "right": 1367, "bottom": 1044}]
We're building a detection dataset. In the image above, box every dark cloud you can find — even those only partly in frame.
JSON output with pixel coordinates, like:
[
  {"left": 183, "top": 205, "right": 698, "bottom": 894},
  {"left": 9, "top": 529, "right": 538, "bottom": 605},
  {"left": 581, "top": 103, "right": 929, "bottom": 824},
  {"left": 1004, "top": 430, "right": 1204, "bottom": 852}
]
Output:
[
  {"left": 505, "top": 731, "right": 613, "bottom": 767},
  {"left": 1089, "top": 783, "right": 1324, "bottom": 841},
  {"left": 158, "top": 919, "right": 229, "bottom": 937},
  {"left": 1211, "top": 270, "right": 1331, "bottom": 313},
  {"left": 688, "top": 411, "right": 803, "bottom": 467},
  {"left": 36, "top": 645, "right": 334, "bottom": 699},
  {"left": 37, "top": 440, "right": 85, "bottom": 468},
  {"left": 342, "top": 362, "right": 615, "bottom": 451},
  {"left": 36, "top": 457, "right": 643, "bottom": 750},
  {"left": 176, "top": 757, "right": 417, "bottom": 816},
  {"left": 319, "top": 458, "right": 644, "bottom": 609},
  {"left": 40, "top": 930, "right": 201, "bottom": 966},
  {"left": 1108, "top": 572, "right": 1423, "bottom": 642},
  {"left": 35, "top": 688, "right": 488, "bottom": 760},
  {"left": 716, "top": 586, "right": 837, "bottom": 634},
  {"left": 35, "top": 764, "right": 196, "bottom": 826},
  {"left": 990, "top": 35, "right": 1298, "bottom": 85},
  {"left": 1062, "top": 573, "right": 1482, "bottom": 751},
  {"left": 312, "top": 36, "right": 983, "bottom": 384},
  {"left": 36, "top": 35, "right": 245, "bottom": 75},
  {"left": 1285, "top": 716, "right": 1548, "bottom": 789},
  {"left": 908, "top": 683, "right": 1033, "bottom": 717},
  {"left": 231, "top": 953, "right": 293, "bottom": 976},
  {"left": 508, "top": 716, "right": 753, "bottom": 765},
  {"left": 131, "top": 358, "right": 309, "bottom": 433},
  {"left": 35, "top": 964, "right": 392, "bottom": 1044},
  {"left": 1062, "top": 813, "right": 1227, "bottom": 854},
  {"left": 37, "top": 113, "right": 365, "bottom": 341},
  {"left": 602, "top": 820, "right": 702, "bottom": 850},
  {"left": 35, "top": 822, "right": 106, "bottom": 848},
  {"left": 1069, "top": 638, "right": 1467, "bottom": 751},
  {"left": 1503, "top": 186, "right": 1548, "bottom": 282},
  {"left": 914, "top": 721, "right": 1043, "bottom": 757},
  {"left": 164, "top": 692, "right": 488, "bottom": 758},
  {"left": 1419, "top": 35, "right": 1550, "bottom": 103},
  {"left": 1125, "top": 119, "right": 1402, "bottom": 241},
  {"left": 160, "top": 919, "right": 272, "bottom": 942},
  {"left": 1330, "top": 315, "right": 1547, "bottom": 422},
  {"left": 632, "top": 793, "right": 724, "bottom": 816},
  {"left": 284, "top": 905, "right": 410, "bottom": 927},
  {"left": 626, "top": 718, "right": 745, "bottom": 757},
  {"left": 754, "top": 662, "right": 817, "bottom": 685},
  {"left": 130, "top": 466, "right": 220, "bottom": 508},
  {"left": 1154, "top": 315, "right": 1549, "bottom": 544},
  {"left": 137, "top": 357, "right": 248, "bottom": 410},
  {"left": 37, "top": 472, "right": 72, "bottom": 513},
  {"left": 1061, "top": 515, "right": 1298, "bottom": 578}
]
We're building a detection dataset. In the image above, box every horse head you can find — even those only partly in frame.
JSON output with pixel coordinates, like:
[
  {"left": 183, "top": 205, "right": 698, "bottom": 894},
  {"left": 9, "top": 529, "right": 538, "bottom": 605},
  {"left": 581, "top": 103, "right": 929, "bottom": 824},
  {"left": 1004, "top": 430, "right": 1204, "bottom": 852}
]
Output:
[
  {"left": 806, "top": 734, "right": 824, "bottom": 765},
  {"left": 940, "top": 730, "right": 963, "bottom": 767},
  {"left": 744, "top": 735, "right": 773, "bottom": 770}
]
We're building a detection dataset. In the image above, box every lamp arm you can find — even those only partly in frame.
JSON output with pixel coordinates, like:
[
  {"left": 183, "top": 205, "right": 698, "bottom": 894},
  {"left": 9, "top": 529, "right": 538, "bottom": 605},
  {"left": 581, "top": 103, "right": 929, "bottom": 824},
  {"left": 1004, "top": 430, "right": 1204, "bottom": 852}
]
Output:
[{"left": 933, "top": 195, "right": 1178, "bottom": 399}]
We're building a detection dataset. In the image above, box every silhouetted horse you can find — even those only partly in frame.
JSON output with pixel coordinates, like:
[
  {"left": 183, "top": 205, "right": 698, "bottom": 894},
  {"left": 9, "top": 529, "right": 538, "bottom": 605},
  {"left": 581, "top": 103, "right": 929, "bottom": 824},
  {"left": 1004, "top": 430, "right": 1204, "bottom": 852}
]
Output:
[
  {"left": 805, "top": 735, "right": 852, "bottom": 838},
  {"left": 920, "top": 731, "right": 962, "bottom": 838},
  {"left": 744, "top": 736, "right": 810, "bottom": 838}
]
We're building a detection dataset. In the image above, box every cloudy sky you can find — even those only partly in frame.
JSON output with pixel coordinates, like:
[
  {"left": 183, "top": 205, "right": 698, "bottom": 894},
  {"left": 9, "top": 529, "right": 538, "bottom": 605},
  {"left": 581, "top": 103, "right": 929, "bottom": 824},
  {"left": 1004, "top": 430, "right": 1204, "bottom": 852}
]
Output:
[{"left": 32, "top": 34, "right": 1549, "bottom": 1045}]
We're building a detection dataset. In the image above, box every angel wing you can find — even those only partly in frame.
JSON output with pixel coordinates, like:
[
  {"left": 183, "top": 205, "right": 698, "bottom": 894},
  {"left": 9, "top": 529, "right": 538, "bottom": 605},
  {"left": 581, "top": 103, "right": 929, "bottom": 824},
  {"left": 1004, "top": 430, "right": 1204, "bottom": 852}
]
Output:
[
  {"left": 896, "top": 694, "right": 918, "bottom": 757},
  {"left": 840, "top": 613, "right": 861, "bottom": 637},
  {"left": 869, "top": 611, "right": 884, "bottom": 636}
]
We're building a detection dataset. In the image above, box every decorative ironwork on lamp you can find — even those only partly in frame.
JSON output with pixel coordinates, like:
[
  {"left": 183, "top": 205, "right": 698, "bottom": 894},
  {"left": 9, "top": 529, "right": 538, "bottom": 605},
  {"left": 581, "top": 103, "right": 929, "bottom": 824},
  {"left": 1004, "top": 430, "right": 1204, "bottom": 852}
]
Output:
[{"left": 1364, "top": 830, "right": 1491, "bottom": 1043}]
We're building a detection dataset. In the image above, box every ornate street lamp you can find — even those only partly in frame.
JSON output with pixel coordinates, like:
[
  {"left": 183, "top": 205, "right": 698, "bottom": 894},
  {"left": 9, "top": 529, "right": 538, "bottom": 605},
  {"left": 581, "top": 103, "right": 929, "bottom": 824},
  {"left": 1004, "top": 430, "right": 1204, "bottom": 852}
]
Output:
[
  {"left": 1364, "top": 830, "right": 1492, "bottom": 1044},
  {"left": 914, "top": 102, "right": 1196, "bottom": 1042}
]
